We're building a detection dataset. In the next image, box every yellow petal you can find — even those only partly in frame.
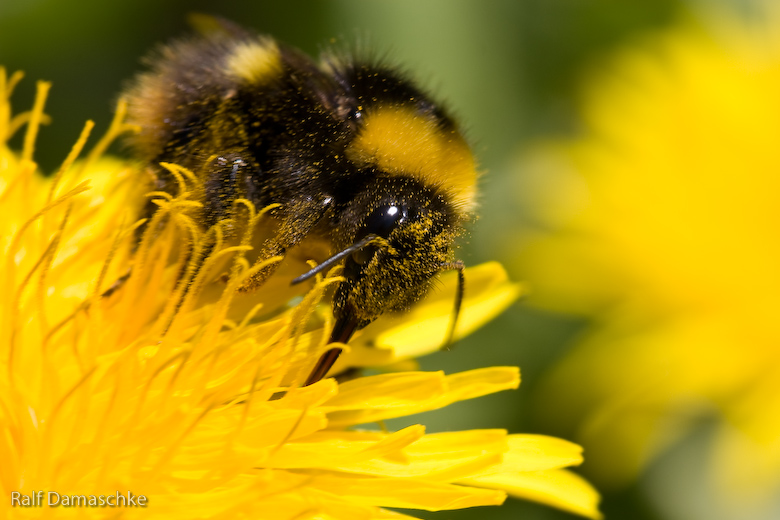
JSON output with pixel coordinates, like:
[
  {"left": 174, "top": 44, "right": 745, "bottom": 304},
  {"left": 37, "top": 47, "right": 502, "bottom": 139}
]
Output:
[
  {"left": 463, "top": 468, "right": 602, "bottom": 519},
  {"left": 301, "top": 471, "right": 507, "bottom": 511},
  {"left": 266, "top": 425, "right": 426, "bottom": 469},
  {"left": 326, "top": 367, "right": 520, "bottom": 426},
  {"left": 475, "top": 434, "right": 584, "bottom": 474},
  {"left": 331, "top": 430, "right": 508, "bottom": 480}
]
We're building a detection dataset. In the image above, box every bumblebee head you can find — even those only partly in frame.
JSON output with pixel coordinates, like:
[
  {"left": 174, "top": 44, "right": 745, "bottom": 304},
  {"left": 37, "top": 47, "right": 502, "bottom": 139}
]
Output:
[
  {"left": 330, "top": 177, "right": 456, "bottom": 339},
  {"left": 298, "top": 177, "right": 462, "bottom": 386}
]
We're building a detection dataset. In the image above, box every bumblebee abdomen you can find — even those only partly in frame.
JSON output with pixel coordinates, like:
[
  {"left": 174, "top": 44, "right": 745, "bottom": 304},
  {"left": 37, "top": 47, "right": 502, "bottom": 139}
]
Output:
[
  {"left": 125, "top": 31, "right": 354, "bottom": 228},
  {"left": 125, "top": 33, "right": 285, "bottom": 163}
]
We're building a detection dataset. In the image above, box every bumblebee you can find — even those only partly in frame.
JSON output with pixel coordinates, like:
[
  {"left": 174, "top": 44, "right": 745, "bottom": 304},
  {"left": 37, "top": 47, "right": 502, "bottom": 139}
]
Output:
[{"left": 124, "top": 19, "right": 478, "bottom": 385}]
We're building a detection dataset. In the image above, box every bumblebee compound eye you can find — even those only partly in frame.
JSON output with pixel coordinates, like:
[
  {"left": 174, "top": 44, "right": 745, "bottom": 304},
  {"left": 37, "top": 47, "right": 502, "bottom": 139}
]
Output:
[
  {"left": 364, "top": 204, "right": 408, "bottom": 238},
  {"left": 350, "top": 204, "right": 407, "bottom": 266}
]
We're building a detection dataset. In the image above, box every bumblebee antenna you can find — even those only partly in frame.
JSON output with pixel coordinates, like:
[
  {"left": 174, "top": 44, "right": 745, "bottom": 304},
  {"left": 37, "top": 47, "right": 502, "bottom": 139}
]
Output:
[
  {"left": 440, "top": 260, "right": 465, "bottom": 349},
  {"left": 291, "top": 234, "right": 383, "bottom": 285}
]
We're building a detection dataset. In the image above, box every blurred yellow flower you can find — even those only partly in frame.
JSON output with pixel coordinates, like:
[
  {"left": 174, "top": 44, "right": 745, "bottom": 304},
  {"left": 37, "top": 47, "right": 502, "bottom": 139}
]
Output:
[
  {"left": 0, "top": 70, "right": 600, "bottom": 519},
  {"left": 516, "top": 8, "right": 780, "bottom": 513}
]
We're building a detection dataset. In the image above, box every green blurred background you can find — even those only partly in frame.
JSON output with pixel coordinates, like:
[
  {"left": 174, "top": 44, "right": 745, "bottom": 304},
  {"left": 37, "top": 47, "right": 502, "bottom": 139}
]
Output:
[{"left": 1, "top": 1, "right": 758, "bottom": 519}]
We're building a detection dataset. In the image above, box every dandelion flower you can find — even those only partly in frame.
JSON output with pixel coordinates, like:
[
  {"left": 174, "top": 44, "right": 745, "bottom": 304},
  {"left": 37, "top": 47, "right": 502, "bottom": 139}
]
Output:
[
  {"left": 0, "top": 70, "right": 600, "bottom": 519},
  {"left": 516, "top": 6, "right": 780, "bottom": 517}
]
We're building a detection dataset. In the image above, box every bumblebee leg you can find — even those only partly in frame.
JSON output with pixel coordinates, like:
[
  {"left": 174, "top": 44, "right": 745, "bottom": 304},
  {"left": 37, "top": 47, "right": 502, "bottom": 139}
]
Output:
[
  {"left": 237, "top": 195, "right": 333, "bottom": 292},
  {"left": 201, "top": 153, "right": 259, "bottom": 231}
]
